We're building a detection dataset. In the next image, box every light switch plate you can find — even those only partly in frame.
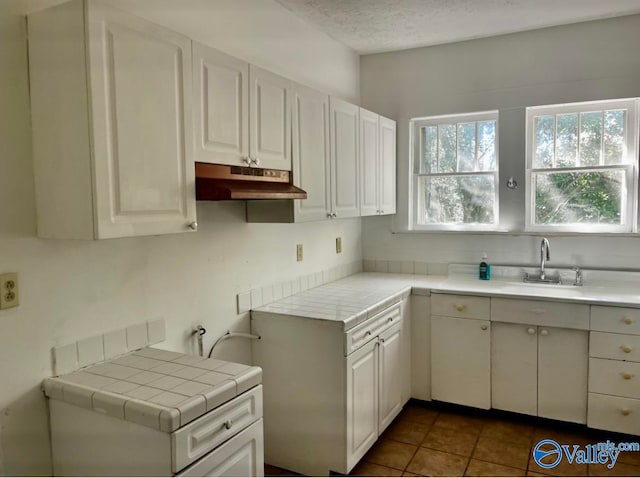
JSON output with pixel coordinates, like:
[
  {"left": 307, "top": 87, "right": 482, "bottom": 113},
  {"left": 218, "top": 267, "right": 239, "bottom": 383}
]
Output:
[{"left": 0, "top": 273, "right": 19, "bottom": 309}]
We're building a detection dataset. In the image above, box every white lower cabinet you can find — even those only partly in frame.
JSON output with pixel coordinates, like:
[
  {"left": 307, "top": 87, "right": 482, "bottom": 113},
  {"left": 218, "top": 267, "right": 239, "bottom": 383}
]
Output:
[
  {"left": 431, "top": 315, "right": 491, "bottom": 409},
  {"left": 491, "top": 323, "right": 588, "bottom": 424},
  {"left": 178, "top": 420, "right": 264, "bottom": 477},
  {"left": 252, "top": 300, "right": 408, "bottom": 476}
]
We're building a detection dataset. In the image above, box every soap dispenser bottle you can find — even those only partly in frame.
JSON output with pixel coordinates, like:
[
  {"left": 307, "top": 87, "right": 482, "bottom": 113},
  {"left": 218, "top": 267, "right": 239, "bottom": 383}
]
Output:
[{"left": 479, "top": 253, "right": 491, "bottom": 280}]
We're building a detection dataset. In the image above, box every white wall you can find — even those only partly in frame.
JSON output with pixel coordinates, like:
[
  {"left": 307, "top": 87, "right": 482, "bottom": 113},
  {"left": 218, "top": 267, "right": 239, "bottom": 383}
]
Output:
[
  {"left": 360, "top": 15, "right": 640, "bottom": 269},
  {"left": 0, "top": 2, "right": 360, "bottom": 475}
]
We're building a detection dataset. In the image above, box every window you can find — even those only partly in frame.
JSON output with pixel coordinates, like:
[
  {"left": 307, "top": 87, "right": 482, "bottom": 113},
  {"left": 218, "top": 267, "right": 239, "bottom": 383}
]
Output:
[
  {"left": 526, "top": 99, "right": 639, "bottom": 233},
  {"left": 411, "top": 111, "right": 499, "bottom": 231}
]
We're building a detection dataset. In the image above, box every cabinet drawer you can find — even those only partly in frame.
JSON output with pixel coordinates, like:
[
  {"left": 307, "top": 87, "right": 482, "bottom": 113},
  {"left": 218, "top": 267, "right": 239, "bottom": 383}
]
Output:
[
  {"left": 491, "top": 298, "right": 589, "bottom": 330},
  {"left": 588, "top": 393, "right": 640, "bottom": 436},
  {"left": 172, "top": 385, "right": 263, "bottom": 473},
  {"left": 591, "top": 306, "right": 640, "bottom": 335},
  {"left": 345, "top": 304, "right": 400, "bottom": 355},
  {"left": 590, "top": 332, "right": 640, "bottom": 363},
  {"left": 589, "top": 358, "right": 640, "bottom": 399},
  {"left": 431, "top": 294, "right": 490, "bottom": 320}
]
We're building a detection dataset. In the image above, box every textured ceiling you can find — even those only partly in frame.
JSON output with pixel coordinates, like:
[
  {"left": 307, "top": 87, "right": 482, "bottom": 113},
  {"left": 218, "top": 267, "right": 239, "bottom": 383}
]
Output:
[{"left": 275, "top": 0, "right": 640, "bottom": 54}]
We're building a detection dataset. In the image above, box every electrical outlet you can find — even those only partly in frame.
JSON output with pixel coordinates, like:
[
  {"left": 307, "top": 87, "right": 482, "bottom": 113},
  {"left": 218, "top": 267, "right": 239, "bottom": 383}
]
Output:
[
  {"left": 296, "top": 244, "right": 303, "bottom": 262},
  {"left": 0, "top": 273, "right": 19, "bottom": 310},
  {"left": 336, "top": 237, "right": 342, "bottom": 254}
]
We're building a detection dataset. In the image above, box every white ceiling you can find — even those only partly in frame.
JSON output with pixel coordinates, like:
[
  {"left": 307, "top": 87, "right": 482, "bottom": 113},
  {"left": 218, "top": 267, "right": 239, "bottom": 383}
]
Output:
[{"left": 275, "top": 0, "right": 640, "bottom": 54}]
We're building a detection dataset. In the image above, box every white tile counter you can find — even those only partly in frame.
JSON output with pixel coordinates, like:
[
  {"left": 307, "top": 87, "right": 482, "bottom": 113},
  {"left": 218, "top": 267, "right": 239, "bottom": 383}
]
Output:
[
  {"left": 43, "top": 347, "right": 261, "bottom": 432},
  {"left": 252, "top": 268, "right": 640, "bottom": 331}
]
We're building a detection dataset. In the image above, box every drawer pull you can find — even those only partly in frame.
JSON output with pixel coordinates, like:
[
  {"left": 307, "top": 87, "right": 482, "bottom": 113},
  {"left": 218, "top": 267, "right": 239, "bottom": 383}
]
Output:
[
  {"left": 622, "top": 345, "right": 633, "bottom": 354},
  {"left": 529, "top": 308, "right": 546, "bottom": 315},
  {"left": 455, "top": 304, "right": 466, "bottom": 312},
  {"left": 623, "top": 316, "right": 634, "bottom": 325},
  {"left": 527, "top": 328, "right": 536, "bottom": 335},
  {"left": 621, "top": 409, "right": 631, "bottom": 416},
  {"left": 387, "top": 317, "right": 394, "bottom": 323},
  {"left": 380, "top": 337, "right": 385, "bottom": 344},
  {"left": 365, "top": 331, "right": 372, "bottom": 337},
  {"left": 622, "top": 373, "right": 635, "bottom": 380},
  {"left": 223, "top": 419, "right": 233, "bottom": 430}
]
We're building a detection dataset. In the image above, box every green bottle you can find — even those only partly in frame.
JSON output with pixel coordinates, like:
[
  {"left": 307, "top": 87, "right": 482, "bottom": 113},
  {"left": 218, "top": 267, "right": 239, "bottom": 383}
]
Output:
[{"left": 479, "top": 252, "right": 491, "bottom": 280}]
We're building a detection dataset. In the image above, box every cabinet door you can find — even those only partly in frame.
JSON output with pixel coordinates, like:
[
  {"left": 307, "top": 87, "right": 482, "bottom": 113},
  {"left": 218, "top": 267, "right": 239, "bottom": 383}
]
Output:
[
  {"left": 431, "top": 316, "right": 491, "bottom": 409},
  {"left": 87, "top": 2, "right": 196, "bottom": 238},
  {"left": 292, "top": 84, "right": 331, "bottom": 222},
  {"left": 359, "top": 108, "right": 379, "bottom": 217},
  {"left": 491, "top": 323, "right": 537, "bottom": 416},
  {"left": 379, "top": 116, "right": 396, "bottom": 215},
  {"left": 330, "top": 98, "right": 360, "bottom": 219},
  {"left": 538, "top": 327, "right": 588, "bottom": 424},
  {"left": 192, "top": 43, "right": 249, "bottom": 166},
  {"left": 178, "top": 419, "right": 264, "bottom": 477},
  {"left": 346, "top": 339, "right": 378, "bottom": 472},
  {"left": 249, "top": 65, "right": 292, "bottom": 171},
  {"left": 378, "top": 322, "right": 403, "bottom": 434}
]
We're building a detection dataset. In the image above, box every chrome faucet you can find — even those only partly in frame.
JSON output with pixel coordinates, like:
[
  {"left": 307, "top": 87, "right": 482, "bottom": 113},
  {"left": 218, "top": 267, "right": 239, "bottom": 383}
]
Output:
[{"left": 540, "top": 237, "right": 550, "bottom": 280}]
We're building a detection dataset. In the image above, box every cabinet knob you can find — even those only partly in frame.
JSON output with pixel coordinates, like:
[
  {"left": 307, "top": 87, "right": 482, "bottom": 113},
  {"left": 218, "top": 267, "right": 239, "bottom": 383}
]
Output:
[
  {"left": 187, "top": 221, "right": 198, "bottom": 231},
  {"left": 481, "top": 325, "right": 488, "bottom": 331},
  {"left": 622, "top": 345, "right": 633, "bottom": 354},
  {"left": 540, "top": 329, "right": 549, "bottom": 336},
  {"left": 380, "top": 210, "right": 384, "bottom": 214},
  {"left": 365, "top": 330, "right": 372, "bottom": 337},
  {"left": 623, "top": 316, "right": 634, "bottom": 325},
  {"left": 621, "top": 409, "right": 631, "bottom": 416},
  {"left": 622, "top": 372, "right": 634, "bottom": 380},
  {"left": 332, "top": 213, "right": 337, "bottom": 218},
  {"left": 327, "top": 213, "right": 333, "bottom": 218},
  {"left": 251, "top": 157, "right": 260, "bottom": 166},
  {"left": 242, "top": 157, "right": 251, "bottom": 165},
  {"left": 455, "top": 304, "right": 466, "bottom": 312},
  {"left": 223, "top": 419, "right": 233, "bottom": 430},
  {"left": 527, "top": 328, "right": 536, "bottom": 335},
  {"left": 380, "top": 337, "right": 385, "bottom": 344},
  {"left": 387, "top": 317, "right": 394, "bottom": 323}
]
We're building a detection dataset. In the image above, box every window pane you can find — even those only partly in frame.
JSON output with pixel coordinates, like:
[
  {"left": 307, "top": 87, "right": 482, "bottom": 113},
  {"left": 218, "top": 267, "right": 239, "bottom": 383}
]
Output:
[
  {"left": 422, "top": 126, "right": 437, "bottom": 173},
  {"left": 438, "top": 124, "right": 457, "bottom": 173},
  {"left": 555, "top": 113, "right": 578, "bottom": 168},
  {"left": 477, "top": 121, "right": 496, "bottom": 171},
  {"left": 604, "top": 110, "right": 626, "bottom": 165},
  {"left": 457, "top": 123, "right": 475, "bottom": 172},
  {"left": 421, "top": 175, "right": 495, "bottom": 225},
  {"left": 534, "top": 115, "right": 554, "bottom": 168},
  {"left": 534, "top": 170, "right": 625, "bottom": 226},
  {"left": 579, "top": 112, "right": 602, "bottom": 167}
]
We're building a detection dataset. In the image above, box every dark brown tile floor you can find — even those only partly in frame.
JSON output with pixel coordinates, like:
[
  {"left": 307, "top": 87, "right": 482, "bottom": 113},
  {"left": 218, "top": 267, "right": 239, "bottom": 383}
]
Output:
[{"left": 265, "top": 401, "right": 640, "bottom": 477}]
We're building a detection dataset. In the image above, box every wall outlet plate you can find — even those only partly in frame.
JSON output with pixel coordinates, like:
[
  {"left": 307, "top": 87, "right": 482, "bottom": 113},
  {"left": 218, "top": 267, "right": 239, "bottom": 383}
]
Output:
[
  {"left": 0, "top": 273, "right": 19, "bottom": 309},
  {"left": 336, "top": 237, "right": 342, "bottom": 254},
  {"left": 296, "top": 244, "right": 303, "bottom": 262}
]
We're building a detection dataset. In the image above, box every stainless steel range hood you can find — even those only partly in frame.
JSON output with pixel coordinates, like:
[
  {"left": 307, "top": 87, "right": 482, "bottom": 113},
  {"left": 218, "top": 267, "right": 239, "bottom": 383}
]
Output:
[{"left": 195, "top": 163, "right": 307, "bottom": 201}]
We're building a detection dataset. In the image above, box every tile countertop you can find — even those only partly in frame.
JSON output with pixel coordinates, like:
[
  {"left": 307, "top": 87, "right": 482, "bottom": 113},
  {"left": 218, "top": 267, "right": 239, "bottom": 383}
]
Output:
[
  {"left": 42, "top": 347, "right": 261, "bottom": 433},
  {"left": 251, "top": 268, "right": 640, "bottom": 330}
]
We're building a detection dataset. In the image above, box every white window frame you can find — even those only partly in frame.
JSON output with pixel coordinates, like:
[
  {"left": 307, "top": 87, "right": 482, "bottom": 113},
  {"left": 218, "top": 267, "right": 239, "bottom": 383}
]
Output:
[
  {"left": 410, "top": 110, "right": 499, "bottom": 231},
  {"left": 525, "top": 98, "right": 639, "bottom": 234}
]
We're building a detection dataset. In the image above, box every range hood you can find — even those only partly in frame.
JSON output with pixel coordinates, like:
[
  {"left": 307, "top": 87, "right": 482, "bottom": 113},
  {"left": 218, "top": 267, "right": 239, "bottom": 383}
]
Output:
[{"left": 195, "top": 163, "right": 307, "bottom": 201}]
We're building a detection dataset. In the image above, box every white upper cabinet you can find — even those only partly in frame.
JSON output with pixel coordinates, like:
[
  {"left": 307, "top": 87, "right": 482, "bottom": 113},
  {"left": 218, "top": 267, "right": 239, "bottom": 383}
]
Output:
[
  {"left": 330, "top": 98, "right": 360, "bottom": 219},
  {"left": 359, "top": 110, "right": 396, "bottom": 217},
  {"left": 359, "top": 108, "right": 379, "bottom": 217},
  {"left": 250, "top": 65, "right": 293, "bottom": 170},
  {"left": 193, "top": 45, "right": 292, "bottom": 171},
  {"left": 193, "top": 43, "right": 249, "bottom": 166},
  {"left": 379, "top": 116, "right": 397, "bottom": 215},
  {"left": 29, "top": 0, "right": 196, "bottom": 239},
  {"left": 292, "top": 85, "right": 331, "bottom": 222}
]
